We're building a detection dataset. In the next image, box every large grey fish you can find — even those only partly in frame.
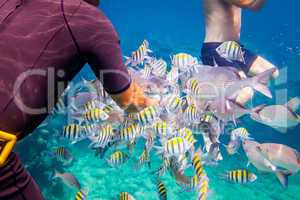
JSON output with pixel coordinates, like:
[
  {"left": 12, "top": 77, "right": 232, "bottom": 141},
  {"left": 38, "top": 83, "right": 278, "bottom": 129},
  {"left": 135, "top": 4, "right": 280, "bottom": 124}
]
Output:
[
  {"left": 53, "top": 170, "right": 81, "bottom": 190},
  {"left": 182, "top": 65, "right": 274, "bottom": 100},
  {"left": 251, "top": 97, "right": 300, "bottom": 133},
  {"left": 243, "top": 140, "right": 295, "bottom": 188},
  {"left": 256, "top": 143, "right": 300, "bottom": 174}
]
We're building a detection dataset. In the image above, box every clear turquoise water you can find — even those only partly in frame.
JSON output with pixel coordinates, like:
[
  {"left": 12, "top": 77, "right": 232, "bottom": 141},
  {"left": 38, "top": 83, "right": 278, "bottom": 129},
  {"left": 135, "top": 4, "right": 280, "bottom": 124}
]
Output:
[{"left": 16, "top": 1, "right": 300, "bottom": 199}]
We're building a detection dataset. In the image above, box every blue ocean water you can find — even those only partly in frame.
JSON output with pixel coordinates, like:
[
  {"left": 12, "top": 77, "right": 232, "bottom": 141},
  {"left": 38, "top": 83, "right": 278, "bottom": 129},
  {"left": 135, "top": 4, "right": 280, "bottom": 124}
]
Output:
[{"left": 16, "top": 1, "right": 300, "bottom": 200}]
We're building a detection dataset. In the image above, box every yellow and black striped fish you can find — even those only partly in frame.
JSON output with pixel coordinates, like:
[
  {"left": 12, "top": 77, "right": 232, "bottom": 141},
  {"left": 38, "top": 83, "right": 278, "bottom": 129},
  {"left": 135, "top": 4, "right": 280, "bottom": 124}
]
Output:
[
  {"left": 119, "top": 192, "right": 135, "bottom": 200},
  {"left": 231, "top": 127, "right": 251, "bottom": 140},
  {"left": 150, "top": 58, "right": 167, "bottom": 78},
  {"left": 107, "top": 151, "right": 129, "bottom": 167},
  {"left": 119, "top": 123, "right": 142, "bottom": 142},
  {"left": 165, "top": 95, "right": 182, "bottom": 113},
  {"left": 184, "top": 105, "right": 199, "bottom": 123},
  {"left": 156, "top": 179, "right": 167, "bottom": 200},
  {"left": 125, "top": 40, "right": 152, "bottom": 66},
  {"left": 153, "top": 121, "right": 175, "bottom": 138},
  {"left": 54, "top": 147, "right": 73, "bottom": 163},
  {"left": 187, "top": 78, "right": 201, "bottom": 96},
  {"left": 89, "top": 124, "right": 114, "bottom": 148},
  {"left": 223, "top": 169, "right": 257, "bottom": 184},
  {"left": 135, "top": 148, "right": 150, "bottom": 170},
  {"left": 172, "top": 53, "right": 198, "bottom": 69},
  {"left": 84, "top": 108, "right": 109, "bottom": 123},
  {"left": 192, "top": 153, "right": 205, "bottom": 179},
  {"left": 179, "top": 128, "right": 196, "bottom": 147},
  {"left": 63, "top": 124, "right": 84, "bottom": 142},
  {"left": 197, "top": 177, "right": 209, "bottom": 200},
  {"left": 136, "top": 106, "right": 160, "bottom": 125},
  {"left": 83, "top": 100, "right": 102, "bottom": 112},
  {"left": 103, "top": 104, "right": 114, "bottom": 114},
  {"left": 216, "top": 41, "right": 245, "bottom": 63},
  {"left": 74, "top": 190, "right": 87, "bottom": 200},
  {"left": 164, "top": 136, "right": 188, "bottom": 156}
]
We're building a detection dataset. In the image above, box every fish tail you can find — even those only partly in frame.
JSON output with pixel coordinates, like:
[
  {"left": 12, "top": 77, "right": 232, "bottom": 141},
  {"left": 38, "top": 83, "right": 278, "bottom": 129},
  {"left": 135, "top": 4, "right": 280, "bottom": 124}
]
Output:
[
  {"left": 250, "top": 68, "right": 275, "bottom": 98},
  {"left": 124, "top": 56, "right": 131, "bottom": 66},
  {"left": 276, "top": 171, "right": 292, "bottom": 188}
]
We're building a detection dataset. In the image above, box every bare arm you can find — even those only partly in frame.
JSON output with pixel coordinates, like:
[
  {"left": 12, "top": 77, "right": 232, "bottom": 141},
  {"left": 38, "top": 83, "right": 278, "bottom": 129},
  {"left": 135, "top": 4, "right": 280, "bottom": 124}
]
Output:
[{"left": 223, "top": 0, "right": 266, "bottom": 10}]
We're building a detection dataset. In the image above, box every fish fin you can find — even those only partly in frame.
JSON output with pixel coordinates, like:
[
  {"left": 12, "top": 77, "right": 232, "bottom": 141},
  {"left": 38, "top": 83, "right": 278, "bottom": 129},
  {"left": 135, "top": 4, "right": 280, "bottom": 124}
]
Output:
[
  {"left": 276, "top": 171, "right": 292, "bottom": 188},
  {"left": 147, "top": 49, "right": 153, "bottom": 53},
  {"left": 124, "top": 56, "right": 131, "bottom": 66},
  {"left": 274, "top": 127, "right": 288, "bottom": 134},
  {"left": 251, "top": 68, "right": 275, "bottom": 98},
  {"left": 246, "top": 161, "right": 251, "bottom": 168},
  {"left": 250, "top": 104, "right": 266, "bottom": 121},
  {"left": 153, "top": 145, "right": 164, "bottom": 155},
  {"left": 285, "top": 97, "right": 300, "bottom": 112}
]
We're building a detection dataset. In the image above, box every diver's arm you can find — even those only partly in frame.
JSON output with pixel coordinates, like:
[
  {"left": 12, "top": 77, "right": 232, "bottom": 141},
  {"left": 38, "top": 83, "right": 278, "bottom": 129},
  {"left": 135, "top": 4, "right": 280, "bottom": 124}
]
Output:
[
  {"left": 223, "top": 0, "right": 266, "bottom": 10},
  {"left": 69, "top": 4, "right": 156, "bottom": 112}
]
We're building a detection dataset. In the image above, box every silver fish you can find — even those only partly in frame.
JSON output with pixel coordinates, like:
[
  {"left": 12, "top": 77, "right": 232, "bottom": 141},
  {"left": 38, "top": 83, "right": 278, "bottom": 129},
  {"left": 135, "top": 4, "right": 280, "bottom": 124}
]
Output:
[
  {"left": 242, "top": 140, "right": 290, "bottom": 188},
  {"left": 256, "top": 143, "right": 300, "bottom": 174},
  {"left": 251, "top": 97, "right": 300, "bottom": 133},
  {"left": 53, "top": 170, "right": 81, "bottom": 190}
]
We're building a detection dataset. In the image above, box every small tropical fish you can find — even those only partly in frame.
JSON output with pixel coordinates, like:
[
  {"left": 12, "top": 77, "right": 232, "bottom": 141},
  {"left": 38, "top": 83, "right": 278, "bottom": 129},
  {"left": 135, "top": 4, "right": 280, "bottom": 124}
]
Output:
[
  {"left": 53, "top": 170, "right": 81, "bottom": 190},
  {"left": 167, "top": 66, "right": 179, "bottom": 84},
  {"left": 88, "top": 124, "right": 114, "bottom": 148},
  {"left": 83, "top": 99, "right": 105, "bottom": 112},
  {"left": 221, "top": 169, "right": 257, "bottom": 184},
  {"left": 159, "top": 136, "right": 190, "bottom": 157},
  {"left": 164, "top": 95, "right": 182, "bottom": 113},
  {"left": 106, "top": 151, "right": 129, "bottom": 167},
  {"left": 216, "top": 41, "right": 245, "bottom": 63},
  {"left": 171, "top": 53, "right": 198, "bottom": 71},
  {"left": 74, "top": 189, "right": 87, "bottom": 200},
  {"left": 136, "top": 106, "right": 160, "bottom": 126},
  {"left": 186, "top": 78, "right": 202, "bottom": 96},
  {"left": 231, "top": 127, "right": 251, "bottom": 140},
  {"left": 63, "top": 124, "right": 85, "bottom": 143},
  {"left": 156, "top": 179, "right": 167, "bottom": 200},
  {"left": 178, "top": 128, "right": 196, "bottom": 148},
  {"left": 197, "top": 176, "right": 209, "bottom": 200},
  {"left": 119, "top": 123, "right": 142, "bottom": 142},
  {"left": 81, "top": 124, "right": 100, "bottom": 136},
  {"left": 135, "top": 148, "right": 151, "bottom": 170},
  {"left": 183, "top": 105, "right": 200, "bottom": 124},
  {"left": 118, "top": 192, "right": 136, "bottom": 200},
  {"left": 125, "top": 40, "right": 152, "bottom": 66},
  {"left": 153, "top": 121, "right": 176, "bottom": 139},
  {"left": 54, "top": 147, "right": 73, "bottom": 164},
  {"left": 149, "top": 58, "right": 168, "bottom": 78},
  {"left": 192, "top": 152, "right": 206, "bottom": 179},
  {"left": 84, "top": 108, "right": 109, "bottom": 123},
  {"left": 142, "top": 63, "right": 153, "bottom": 78}
]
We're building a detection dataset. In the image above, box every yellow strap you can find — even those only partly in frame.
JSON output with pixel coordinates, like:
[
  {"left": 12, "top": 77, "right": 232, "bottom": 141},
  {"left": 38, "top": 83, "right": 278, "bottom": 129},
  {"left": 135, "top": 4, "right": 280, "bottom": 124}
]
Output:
[{"left": 0, "top": 130, "right": 17, "bottom": 167}]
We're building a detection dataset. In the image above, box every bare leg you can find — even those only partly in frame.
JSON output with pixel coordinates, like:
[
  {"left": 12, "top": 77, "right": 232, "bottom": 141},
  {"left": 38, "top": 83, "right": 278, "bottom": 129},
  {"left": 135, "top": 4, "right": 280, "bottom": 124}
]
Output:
[
  {"left": 248, "top": 56, "right": 279, "bottom": 78},
  {"left": 236, "top": 86, "right": 254, "bottom": 105}
]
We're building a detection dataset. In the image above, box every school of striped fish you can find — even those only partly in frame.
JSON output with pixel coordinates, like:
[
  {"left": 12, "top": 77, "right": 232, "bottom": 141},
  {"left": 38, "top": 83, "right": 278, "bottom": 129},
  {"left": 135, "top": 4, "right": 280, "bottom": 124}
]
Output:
[{"left": 44, "top": 40, "right": 300, "bottom": 200}]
